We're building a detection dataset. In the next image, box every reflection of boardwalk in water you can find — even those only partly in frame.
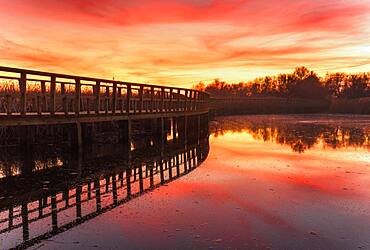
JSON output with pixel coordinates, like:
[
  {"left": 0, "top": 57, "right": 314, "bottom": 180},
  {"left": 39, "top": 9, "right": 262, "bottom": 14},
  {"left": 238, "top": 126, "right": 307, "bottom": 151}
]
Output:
[{"left": 0, "top": 127, "right": 210, "bottom": 249}]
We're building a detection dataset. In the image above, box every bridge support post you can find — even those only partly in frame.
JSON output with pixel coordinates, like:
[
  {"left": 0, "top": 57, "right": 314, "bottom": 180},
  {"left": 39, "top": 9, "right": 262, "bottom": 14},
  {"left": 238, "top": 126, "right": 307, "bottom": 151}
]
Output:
[
  {"left": 76, "top": 122, "right": 83, "bottom": 150},
  {"left": 126, "top": 119, "right": 132, "bottom": 155},
  {"left": 117, "top": 119, "right": 132, "bottom": 157},
  {"left": 172, "top": 117, "right": 177, "bottom": 141},
  {"left": 153, "top": 116, "right": 165, "bottom": 146},
  {"left": 197, "top": 115, "right": 201, "bottom": 142},
  {"left": 20, "top": 139, "right": 34, "bottom": 176},
  {"left": 206, "top": 113, "right": 210, "bottom": 136},
  {"left": 176, "top": 115, "right": 186, "bottom": 143},
  {"left": 184, "top": 115, "right": 188, "bottom": 144}
]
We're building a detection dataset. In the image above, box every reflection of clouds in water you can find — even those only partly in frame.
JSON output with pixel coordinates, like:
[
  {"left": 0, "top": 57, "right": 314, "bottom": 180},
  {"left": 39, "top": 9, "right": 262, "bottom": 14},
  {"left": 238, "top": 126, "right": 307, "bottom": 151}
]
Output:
[
  {"left": 211, "top": 116, "right": 370, "bottom": 153},
  {"left": 359, "top": 154, "right": 370, "bottom": 163}
]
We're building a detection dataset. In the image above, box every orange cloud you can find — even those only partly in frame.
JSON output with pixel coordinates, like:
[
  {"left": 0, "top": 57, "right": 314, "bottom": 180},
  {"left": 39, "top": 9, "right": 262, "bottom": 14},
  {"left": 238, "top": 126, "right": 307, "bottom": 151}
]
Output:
[{"left": 0, "top": 0, "right": 369, "bottom": 87}]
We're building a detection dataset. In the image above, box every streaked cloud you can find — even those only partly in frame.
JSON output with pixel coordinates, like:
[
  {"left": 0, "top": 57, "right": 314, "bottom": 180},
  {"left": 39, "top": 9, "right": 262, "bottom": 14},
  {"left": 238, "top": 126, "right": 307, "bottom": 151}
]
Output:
[{"left": 0, "top": 0, "right": 369, "bottom": 87}]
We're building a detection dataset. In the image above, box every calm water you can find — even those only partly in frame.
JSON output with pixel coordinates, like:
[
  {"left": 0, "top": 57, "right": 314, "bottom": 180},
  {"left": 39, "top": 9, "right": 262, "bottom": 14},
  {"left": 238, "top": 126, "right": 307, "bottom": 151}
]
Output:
[{"left": 1, "top": 114, "right": 370, "bottom": 249}]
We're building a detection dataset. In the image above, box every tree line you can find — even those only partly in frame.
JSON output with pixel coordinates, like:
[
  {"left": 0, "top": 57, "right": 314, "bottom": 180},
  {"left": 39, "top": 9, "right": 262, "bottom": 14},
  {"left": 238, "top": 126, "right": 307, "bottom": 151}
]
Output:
[{"left": 194, "top": 67, "right": 370, "bottom": 99}]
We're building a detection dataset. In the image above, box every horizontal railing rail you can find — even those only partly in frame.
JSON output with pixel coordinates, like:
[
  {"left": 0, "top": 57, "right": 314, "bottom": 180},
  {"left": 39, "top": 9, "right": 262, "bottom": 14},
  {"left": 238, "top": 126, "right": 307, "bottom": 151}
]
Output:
[{"left": 0, "top": 66, "right": 209, "bottom": 117}]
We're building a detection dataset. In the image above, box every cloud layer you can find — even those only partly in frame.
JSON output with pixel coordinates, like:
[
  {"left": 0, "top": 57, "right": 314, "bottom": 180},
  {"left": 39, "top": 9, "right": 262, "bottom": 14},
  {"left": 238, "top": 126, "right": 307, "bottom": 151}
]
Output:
[{"left": 0, "top": 0, "right": 369, "bottom": 86}]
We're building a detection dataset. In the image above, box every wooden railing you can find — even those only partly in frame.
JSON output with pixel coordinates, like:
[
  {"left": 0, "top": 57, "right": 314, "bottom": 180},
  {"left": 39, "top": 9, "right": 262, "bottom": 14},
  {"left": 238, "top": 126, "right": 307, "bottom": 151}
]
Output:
[{"left": 0, "top": 66, "right": 209, "bottom": 116}]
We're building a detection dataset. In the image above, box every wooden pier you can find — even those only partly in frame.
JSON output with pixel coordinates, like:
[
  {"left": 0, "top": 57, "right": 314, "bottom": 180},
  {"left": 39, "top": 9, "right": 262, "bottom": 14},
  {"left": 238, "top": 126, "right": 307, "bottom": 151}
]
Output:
[
  {"left": 0, "top": 66, "right": 210, "bottom": 147},
  {"left": 0, "top": 66, "right": 211, "bottom": 249}
]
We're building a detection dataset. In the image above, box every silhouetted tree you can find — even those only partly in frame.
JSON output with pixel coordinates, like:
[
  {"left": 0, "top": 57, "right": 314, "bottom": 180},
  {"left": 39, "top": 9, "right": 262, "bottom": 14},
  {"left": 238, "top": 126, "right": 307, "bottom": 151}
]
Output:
[
  {"left": 195, "top": 66, "right": 369, "bottom": 100},
  {"left": 324, "top": 73, "right": 346, "bottom": 97},
  {"left": 342, "top": 73, "right": 369, "bottom": 99}
]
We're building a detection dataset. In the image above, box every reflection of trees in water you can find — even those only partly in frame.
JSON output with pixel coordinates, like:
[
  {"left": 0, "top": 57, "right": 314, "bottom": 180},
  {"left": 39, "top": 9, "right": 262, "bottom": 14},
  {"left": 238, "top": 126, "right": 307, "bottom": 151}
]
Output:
[
  {"left": 0, "top": 161, "right": 21, "bottom": 178},
  {"left": 0, "top": 147, "right": 70, "bottom": 178},
  {"left": 212, "top": 122, "right": 370, "bottom": 153}
]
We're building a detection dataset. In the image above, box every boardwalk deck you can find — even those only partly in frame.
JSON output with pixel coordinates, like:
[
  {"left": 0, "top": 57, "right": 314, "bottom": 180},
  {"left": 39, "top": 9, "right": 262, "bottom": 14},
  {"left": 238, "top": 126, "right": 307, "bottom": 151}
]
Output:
[{"left": 0, "top": 66, "right": 209, "bottom": 126}]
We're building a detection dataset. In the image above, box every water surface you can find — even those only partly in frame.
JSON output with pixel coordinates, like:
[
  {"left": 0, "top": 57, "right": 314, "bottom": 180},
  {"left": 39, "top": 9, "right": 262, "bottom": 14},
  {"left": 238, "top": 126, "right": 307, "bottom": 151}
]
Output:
[{"left": 2, "top": 114, "right": 370, "bottom": 249}]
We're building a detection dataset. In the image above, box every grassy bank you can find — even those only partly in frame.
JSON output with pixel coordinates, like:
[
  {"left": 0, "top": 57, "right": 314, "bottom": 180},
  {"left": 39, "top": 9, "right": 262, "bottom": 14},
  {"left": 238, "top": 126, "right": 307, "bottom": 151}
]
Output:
[
  {"left": 210, "top": 97, "right": 330, "bottom": 116},
  {"left": 329, "top": 97, "right": 370, "bottom": 114},
  {"left": 210, "top": 97, "right": 370, "bottom": 116}
]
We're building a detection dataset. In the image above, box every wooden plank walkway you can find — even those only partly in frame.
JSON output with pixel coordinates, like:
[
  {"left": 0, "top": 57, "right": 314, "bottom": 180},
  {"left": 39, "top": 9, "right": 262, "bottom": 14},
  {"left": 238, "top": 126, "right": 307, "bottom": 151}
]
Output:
[{"left": 0, "top": 66, "right": 209, "bottom": 126}]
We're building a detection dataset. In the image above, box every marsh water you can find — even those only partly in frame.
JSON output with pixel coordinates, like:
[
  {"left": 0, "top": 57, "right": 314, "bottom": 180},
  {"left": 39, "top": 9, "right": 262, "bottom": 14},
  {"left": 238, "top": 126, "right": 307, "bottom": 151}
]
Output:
[{"left": 1, "top": 114, "right": 370, "bottom": 249}]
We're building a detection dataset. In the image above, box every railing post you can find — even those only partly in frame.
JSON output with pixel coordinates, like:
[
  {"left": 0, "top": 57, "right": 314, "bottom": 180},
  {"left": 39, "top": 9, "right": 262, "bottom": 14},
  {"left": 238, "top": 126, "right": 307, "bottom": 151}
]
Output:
[
  {"left": 169, "top": 88, "right": 173, "bottom": 112},
  {"left": 139, "top": 86, "right": 144, "bottom": 113},
  {"left": 189, "top": 90, "right": 193, "bottom": 111},
  {"left": 126, "top": 83, "right": 131, "bottom": 114},
  {"left": 19, "top": 72, "right": 27, "bottom": 115},
  {"left": 50, "top": 76, "right": 56, "bottom": 115},
  {"left": 193, "top": 91, "right": 197, "bottom": 110},
  {"left": 177, "top": 89, "right": 181, "bottom": 111},
  {"left": 75, "top": 78, "right": 81, "bottom": 115},
  {"left": 41, "top": 80, "right": 46, "bottom": 112},
  {"left": 184, "top": 90, "right": 188, "bottom": 111},
  {"left": 151, "top": 87, "right": 155, "bottom": 112},
  {"left": 187, "top": 90, "right": 190, "bottom": 111},
  {"left": 61, "top": 83, "right": 68, "bottom": 115},
  {"left": 117, "top": 87, "right": 123, "bottom": 113},
  {"left": 133, "top": 88, "right": 137, "bottom": 113},
  {"left": 105, "top": 86, "right": 109, "bottom": 114},
  {"left": 193, "top": 91, "right": 197, "bottom": 111},
  {"left": 112, "top": 82, "right": 117, "bottom": 114},
  {"left": 161, "top": 87, "right": 165, "bottom": 112},
  {"left": 193, "top": 91, "right": 196, "bottom": 111},
  {"left": 95, "top": 81, "right": 100, "bottom": 114}
]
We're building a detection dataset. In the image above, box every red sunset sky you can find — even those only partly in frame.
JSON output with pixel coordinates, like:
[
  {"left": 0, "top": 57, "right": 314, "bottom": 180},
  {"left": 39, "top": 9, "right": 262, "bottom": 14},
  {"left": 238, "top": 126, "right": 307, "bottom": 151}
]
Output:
[{"left": 0, "top": 0, "right": 370, "bottom": 87}]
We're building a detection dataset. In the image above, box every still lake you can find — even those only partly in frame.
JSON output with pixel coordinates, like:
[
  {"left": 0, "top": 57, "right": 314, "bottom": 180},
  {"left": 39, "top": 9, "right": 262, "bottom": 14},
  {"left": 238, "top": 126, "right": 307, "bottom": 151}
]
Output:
[{"left": 1, "top": 114, "right": 370, "bottom": 249}]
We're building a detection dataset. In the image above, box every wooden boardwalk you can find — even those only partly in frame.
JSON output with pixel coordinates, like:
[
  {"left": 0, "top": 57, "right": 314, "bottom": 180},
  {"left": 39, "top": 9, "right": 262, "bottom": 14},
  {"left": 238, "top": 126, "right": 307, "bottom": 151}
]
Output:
[
  {"left": 0, "top": 67, "right": 211, "bottom": 248},
  {"left": 0, "top": 66, "right": 209, "bottom": 126}
]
